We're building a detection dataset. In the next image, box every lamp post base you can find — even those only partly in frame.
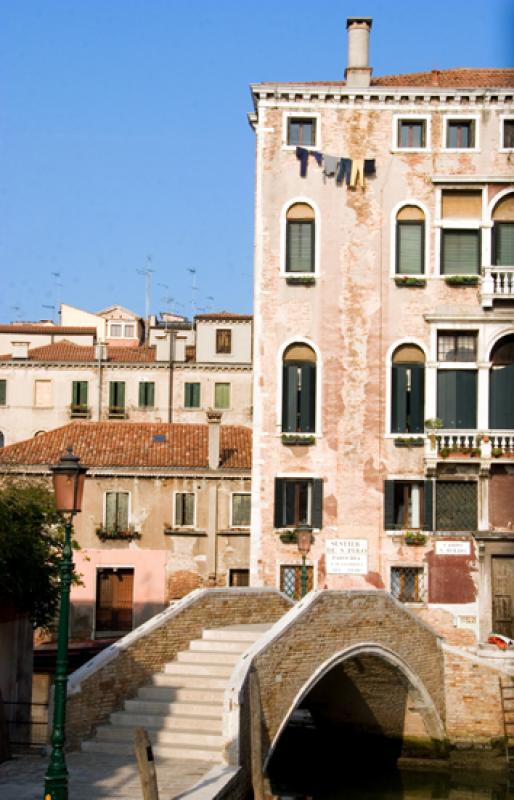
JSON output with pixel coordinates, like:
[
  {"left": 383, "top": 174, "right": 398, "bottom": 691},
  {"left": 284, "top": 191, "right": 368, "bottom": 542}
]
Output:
[{"left": 44, "top": 769, "right": 69, "bottom": 800}]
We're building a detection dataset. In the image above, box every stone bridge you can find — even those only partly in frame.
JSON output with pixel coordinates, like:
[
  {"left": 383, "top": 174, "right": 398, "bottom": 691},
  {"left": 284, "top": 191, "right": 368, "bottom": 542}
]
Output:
[{"left": 225, "top": 590, "right": 449, "bottom": 776}]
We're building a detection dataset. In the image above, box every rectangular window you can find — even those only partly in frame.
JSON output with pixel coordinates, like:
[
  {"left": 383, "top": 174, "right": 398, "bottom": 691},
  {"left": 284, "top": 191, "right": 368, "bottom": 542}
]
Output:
[
  {"left": 384, "top": 480, "right": 433, "bottom": 531},
  {"left": 232, "top": 493, "right": 251, "bottom": 527},
  {"left": 437, "top": 332, "right": 477, "bottom": 362},
  {"left": 396, "top": 221, "right": 424, "bottom": 274},
  {"left": 274, "top": 478, "right": 323, "bottom": 529},
  {"left": 286, "top": 221, "right": 315, "bottom": 273},
  {"left": 446, "top": 120, "right": 475, "bottom": 148},
  {"left": 280, "top": 564, "right": 314, "bottom": 600},
  {"left": 105, "top": 491, "right": 130, "bottom": 532},
  {"left": 391, "top": 567, "right": 424, "bottom": 603},
  {"left": 138, "top": 382, "right": 155, "bottom": 408},
  {"left": 441, "top": 229, "right": 480, "bottom": 275},
  {"left": 437, "top": 370, "right": 477, "bottom": 429},
  {"left": 174, "top": 493, "right": 195, "bottom": 527},
  {"left": 287, "top": 118, "right": 317, "bottom": 147},
  {"left": 96, "top": 567, "right": 134, "bottom": 635},
  {"left": 0, "top": 380, "right": 6, "bottom": 406},
  {"left": 34, "top": 379, "right": 53, "bottom": 407},
  {"left": 391, "top": 365, "right": 424, "bottom": 434},
  {"left": 124, "top": 324, "right": 135, "bottom": 338},
  {"left": 214, "top": 382, "right": 230, "bottom": 409},
  {"left": 229, "top": 569, "right": 250, "bottom": 587},
  {"left": 216, "top": 329, "right": 232, "bottom": 354},
  {"left": 72, "top": 381, "right": 88, "bottom": 408},
  {"left": 398, "top": 119, "right": 426, "bottom": 148},
  {"left": 109, "top": 381, "right": 126, "bottom": 414},
  {"left": 493, "top": 223, "right": 514, "bottom": 266},
  {"left": 184, "top": 382, "right": 201, "bottom": 408},
  {"left": 436, "top": 481, "right": 477, "bottom": 531},
  {"left": 109, "top": 323, "right": 123, "bottom": 337},
  {"left": 504, "top": 120, "right": 514, "bottom": 149}
]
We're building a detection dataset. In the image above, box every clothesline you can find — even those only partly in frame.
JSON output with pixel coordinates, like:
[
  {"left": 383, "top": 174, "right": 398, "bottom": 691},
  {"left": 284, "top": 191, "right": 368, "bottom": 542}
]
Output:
[{"left": 295, "top": 146, "right": 376, "bottom": 188}]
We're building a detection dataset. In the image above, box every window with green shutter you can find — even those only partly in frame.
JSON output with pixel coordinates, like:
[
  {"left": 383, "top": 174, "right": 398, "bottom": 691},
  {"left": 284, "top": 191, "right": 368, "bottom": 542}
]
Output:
[
  {"left": 391, "top": 345, "right": 425, "bottom": 434},
  {"left": 396, "top": 222, "right": 424, "bottom": 274},
  {"left": 109, "top": 381, "right": 125, "bottom": 414},
  {"left": 286, "top": 221, "right": 314, "bottom": 273},
  {"left": 214, "top": 383, "right": 230, "bottom": 409},
  {"left": 0, "top": 380, "right": 6, "bottom": 406},
  {"left": 138, "top": 382, "right": 155, "bottom": 408},
  {"left": 174, "top": 493, "right": 195, "bottom": 527},
  {"left": 184, "top": 382, "right": 201, "bottom": 408},
  {"left": 441, "top": 230, "right": 480, "bottom": 275},
  {"left": 490, "top": 335, "right": 514, "bottom": 429},
  {"left": 493, "top": 223, "right": 514, "bottom": 266},
  {"left": 437, "top": 370, "right": 477, "bottom": 429},
  {"left": 282, "top": 343, "right": 317, "bottom": 433},
  {"left": 274, "top": 478, "right": 323, "bottom": 529},
  {"left": 71, "top": 381, "right": 88, "bottom": 409},
  {"left": 105, "top": 492, "right": 129, "bottom": 532}
]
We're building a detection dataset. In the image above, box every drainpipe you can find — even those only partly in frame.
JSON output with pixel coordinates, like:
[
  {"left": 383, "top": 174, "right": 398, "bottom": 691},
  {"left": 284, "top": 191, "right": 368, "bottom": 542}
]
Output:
[
  {"left": 206, "top": 410, "right": 222, "bottom": 585},
  {"left": 95, "top": 343, "right": 105, "bottom": 421},
  {"left": 168, "top": 330, "right": 175, "bottom": 423}
]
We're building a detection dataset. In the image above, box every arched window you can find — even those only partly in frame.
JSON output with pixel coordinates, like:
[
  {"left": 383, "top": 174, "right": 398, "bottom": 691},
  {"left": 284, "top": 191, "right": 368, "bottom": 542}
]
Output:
[
  {"left": 396, "top": 206, "right": 425, "bottom": 275},
  {"left": 490, "top": 334, "right": 514, "bottom": 429},
  {"left": 286, "top": 203, "right": 315, "bottom": 273},
  {"left": 282, "top": 343, "right": 316, "bottom": 433},
  {"left": 492, "top": 194, "right": 514, "bottom": 267},
  {"left": 391, "top": 345, "right": 425, "bottom": 433}
]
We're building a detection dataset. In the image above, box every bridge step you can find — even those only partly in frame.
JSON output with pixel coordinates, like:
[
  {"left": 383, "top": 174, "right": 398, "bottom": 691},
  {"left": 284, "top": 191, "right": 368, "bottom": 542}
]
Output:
[
  {"left": 82, "top": 740, "right": 222, "bottom": 762},
  {"left": 110, "top": 711, "right": 223, "bottom": 732},
  {"left": 125, "top": 699, "right": 223, "bottom": 717}
]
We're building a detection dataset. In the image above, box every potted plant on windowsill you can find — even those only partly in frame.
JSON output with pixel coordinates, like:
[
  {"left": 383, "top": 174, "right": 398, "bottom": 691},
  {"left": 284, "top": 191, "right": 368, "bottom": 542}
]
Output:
[
  {"left": 404, "top": 531, "right": 427, "bottom": 546},
  {"left": 96, "top": 525, "right": 141, "bottom": 542},
  {"left": 108, "top": 406, "right": 127, "bottom": 419},
  {"left": 394, "top": 275, "right": 426, "bottom": 288},
  {"left": 394, "top": 437, "right": 424, "bottom": 448},
  {"left": 70, "top": 403, "right": 90, "bottom": 418},
  {"left": 444, "top": 275, "right": 480, "bottom": 287},
  {"left": 281, "top": 433, "right": 316, "bottom": 446},
  {"left": 285, "top": 274, "right": 316, "bottom": 286},
  {"left": 278, "top": 529, "right": 298, "bottom": 544}
]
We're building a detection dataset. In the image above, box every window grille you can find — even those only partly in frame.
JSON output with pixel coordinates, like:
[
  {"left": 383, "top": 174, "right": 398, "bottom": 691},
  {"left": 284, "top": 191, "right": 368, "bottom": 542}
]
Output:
[
  {"left": 436, "top": 482, "right": 477, "bottom": 531},
  {"left": 391, "top": 567, "right": 424, "bottom": 603},
  {"left": 280, "top": 565, "right": 314, "bottom": 601}
]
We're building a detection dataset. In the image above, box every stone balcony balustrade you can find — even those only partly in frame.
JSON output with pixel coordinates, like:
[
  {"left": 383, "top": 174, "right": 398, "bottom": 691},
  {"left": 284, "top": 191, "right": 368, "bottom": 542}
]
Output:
[{"left": 481, "top": 266, "right": 514, "bottom": 308}]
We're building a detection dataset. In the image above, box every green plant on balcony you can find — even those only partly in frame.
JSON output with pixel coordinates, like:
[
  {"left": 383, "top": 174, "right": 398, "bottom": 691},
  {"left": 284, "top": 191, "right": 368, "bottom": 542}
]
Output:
[
  {"left": 285, "top": 274, "right": 316, "bottom": 286},
  {"left": 281, "top": 433, "right": 316, "bottom": 446},
  {"left": 404, "top": 531, "right": 427, "bottom": 546},
  {"left": 394, "top": 437, "right": 424, "bottom": 448},
  {"left": 424, "top": 417, "right": 444, "bottom": 447},
  {"left": 394, "top": 275, "right": 426, "bottom": 288},
  {"left": 440, "top": 447, "right": 450, "bottom": 459},
  {"left": 492, "top": 447, "right": 504, "bottom": 458},
  {"left": 444, "top": 275, "right": 480, "bottom": 287},
  {"left": 96, "top": 525, "right": 141, "bottom": 542}
]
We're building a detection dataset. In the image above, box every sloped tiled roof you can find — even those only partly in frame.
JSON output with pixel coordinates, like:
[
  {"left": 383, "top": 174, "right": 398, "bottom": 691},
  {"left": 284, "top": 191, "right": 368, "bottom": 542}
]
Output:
[
  {"left": 0, "top": 342, "right": 156, "bottom": 363},
  {"left": 0, "top": 422, "right": 252, "bottom": 470},
  {"left": 195, "top": 311, "right": 253, "bottom": 321},
  {"left": 259, "top": 68, "right": 514, "bottom": 90},
  {"left": 0, "top": 325, "right": 97, "bottom": 335}
]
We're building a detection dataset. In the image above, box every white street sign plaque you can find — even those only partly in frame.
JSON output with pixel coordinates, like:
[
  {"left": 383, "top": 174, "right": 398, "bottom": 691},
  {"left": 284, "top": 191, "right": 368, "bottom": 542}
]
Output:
[{"left": 326, "top": 539, "right": 368, "bottom": 575}]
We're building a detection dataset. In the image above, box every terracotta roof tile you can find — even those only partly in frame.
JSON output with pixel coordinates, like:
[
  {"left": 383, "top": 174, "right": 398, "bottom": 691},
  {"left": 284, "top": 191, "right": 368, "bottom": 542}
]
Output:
[
  {"left": 0, "top": 422, "right": 252, "bottom": 470},
  {"left": 258, "top": 68, "right": 514, "bottom": 90},
  {"left": 0, "top": 325, "right": 97, "bottom": 335},
  {"left": 0, "top": 342, "right": 156, "bottom": 363},
  {"left": 195, "top": 311, "right": 253, "bottom": 321}
]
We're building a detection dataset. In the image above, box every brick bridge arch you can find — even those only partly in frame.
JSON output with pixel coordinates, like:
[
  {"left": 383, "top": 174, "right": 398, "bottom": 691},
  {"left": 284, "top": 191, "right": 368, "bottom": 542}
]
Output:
[{"left": 225, "top": 590, "right": 447, "bottom": 769}]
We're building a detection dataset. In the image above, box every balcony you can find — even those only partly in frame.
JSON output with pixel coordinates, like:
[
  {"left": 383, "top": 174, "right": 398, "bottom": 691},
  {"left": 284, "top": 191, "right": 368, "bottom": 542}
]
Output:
[
  {"left": 481, "top": 267, "right": 514, "bottom": 308},
  {"left": 425, "top": 430, "right": 514, "bottom": 465}
]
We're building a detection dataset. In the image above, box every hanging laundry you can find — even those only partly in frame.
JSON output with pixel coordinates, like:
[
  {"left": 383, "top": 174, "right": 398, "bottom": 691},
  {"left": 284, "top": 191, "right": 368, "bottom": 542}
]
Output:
[
  {"left": 323, "top": 154, "right": 338, "bottom": 179},
  {"left": 364, "top": 159, "right": 376, "bottom": 176},
  {"left": 349, "top": 158, "right": 365, "bottom": 188},
  {"left": 336, "top": 158, "right": 352, "bottom": 186},
  {"left": 296, "top": 147, "right": 310, "bottom": 178},
  {"left": 312, "top": 151, "right": 323, "bottom": 166}
]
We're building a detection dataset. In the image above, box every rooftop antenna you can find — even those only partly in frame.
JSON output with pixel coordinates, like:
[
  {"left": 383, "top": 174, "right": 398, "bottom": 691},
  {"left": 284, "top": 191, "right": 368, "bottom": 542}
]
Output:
[
  {"left": 206, "top": 295, "right": 214, "bottom": 312},
  {"left": 187, "top": 268, "right": 197, "bottom": 321},
  {"left": 51, "top": 272, "right": 62, "bottom": 321},
  {"left": 10, "top": 304, "right": 22, "bottom": 322},
  {"left": 137, "top": 256, "right": 154, "bottom": 343},
  {"left": 42, "top": 304, "right": 56, "bottom": 323}
]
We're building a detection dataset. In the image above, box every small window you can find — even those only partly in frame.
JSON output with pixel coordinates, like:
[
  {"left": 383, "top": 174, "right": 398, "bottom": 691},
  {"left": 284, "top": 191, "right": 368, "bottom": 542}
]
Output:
[
  {"left": 175, "top": 493, "right": 195, "bottom": 527},
  {"left": 397, "top": 119, "right": 426, "bottom": 149},
  {"left": 280, "top": 564, "right": 314, "bottom": 600},
  {"left": 437, "top": 332, "right": 477, "bottom": 362},
  {"left": 274, "top": 477, "right": 323, "bottom": 529},
  {"left": 391, "top": 567, "right": 424, "bottom": 603},
  {"left": 286, "top": 203, "right": 315, "bottom": 274},
  {"left": 446, "top": 119, "right": 475, "bottom": 149},
  {"left": 436, "top": 481, "right": 477, "bottom": 530},
  {"left": 214, "top": 383, "right": 230, "bottom": 409},
  {"left": 441, "top": 230, "right": 480, "bottom": 275},
  {"left": 503, "top": 120, "right": 514, "bottom": 149},
  {"left": 216, "top": 329, "right": 232, "bottom": 354},
  {"left": 229, "top": 569, "right": 250, "bottom": 587},
  {"left": 104, "top": 491, "right": 130, "bottom": 532},
  {"left": 184, "top": 382, "right": 201, "bottom": 408},
  {"left": 287, "top": 118, "right": 317, "bottom": 147},
  {"left": 232, "top": 493, "right": 251, "bottom": 527},
  {"left": 34, "top": 379, "right": 53, "bottom": 408},
  {"left": 0, "top": 432, "right": 4, "bottom": 448},
  {"left": 0, "top": 380, "right": 6, "bottom": 406},
  {"left": 138, "top": 382, "right": 155, "bottom": 408}
]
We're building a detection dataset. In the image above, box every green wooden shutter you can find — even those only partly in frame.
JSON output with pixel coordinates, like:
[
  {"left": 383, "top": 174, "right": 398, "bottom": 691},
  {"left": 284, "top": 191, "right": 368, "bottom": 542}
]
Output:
[
  {"left": 299, "top": 364, "right": 316, "bottom": 432},
  {"left": 437, "top": 370, "right": 455, "bottom": 428},
  {"left": 391, "top": 366, "right": 408, "bottom": 433},
  {"left": 274, "top": 479, "right": 285, "bottom": 528},
  {"left": 118, "top": 382, "right": 125, "bottom": 409},
  {"left": 442, "top": 230, "right": 480, "bottom": 275},
  {"left": 192, "top": 383, "right": 200, "bottom": 407},
  {"left": 409, "top": 365, "right": 425, "bottom": 433},
  {"left": 286, "top": 221, "right": 314, "bottom": 273},
  {"left": 456, "top": 371, "right": 477, "bottom": 428},
  {"left": 72, "top": 381, "right": 79, "bottom": 406},
  {"left": 117, "top": 493, "right": 129, "bottom": 529},
  {"left": 282, "top": 365, "right": 297, "bottom": 432},
  {"left": 105, "top": 492, "right": 116, "bottom": 529},
  {"left": 138, "top": 383, "right": 145, "bottom": 407},
  {"left": 215, "top": 383, "right": 230, "bottom": 409},
  {"left": 490, "top": 364, "right": 514, "bottom": 429},
  {"left": 494, "top": 223, "right": 514, "bottom": 266},
  {"left": 384, "top": 481, "right": 395, "bottom": 529},
  {"left": 175, "top": 494, "right": 183, "bottom": 526},
  {"left": 311, "top": 480, "right": 323, "bottom": 529},
  {"left": 0, "top": 380, "right": 7, "bottom": 405},
  {"left": 423, "top": 480, "right": 433, "bottom": 531},
  {"left": 397, "top": 222, "right": 424, "bottom": 274}
]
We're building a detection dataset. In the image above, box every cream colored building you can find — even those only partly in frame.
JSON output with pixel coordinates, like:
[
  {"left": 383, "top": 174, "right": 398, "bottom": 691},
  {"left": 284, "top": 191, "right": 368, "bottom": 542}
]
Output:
[{"left": 249, "top": 17, "right": 514, "bottom": 645}]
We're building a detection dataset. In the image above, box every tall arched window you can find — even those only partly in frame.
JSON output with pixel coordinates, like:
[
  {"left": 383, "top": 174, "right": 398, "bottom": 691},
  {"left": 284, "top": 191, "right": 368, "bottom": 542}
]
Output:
[
  {"left": 282, "top": 343, "right": 316, "bottom": 433},
  {"left": 490, "top": 334, "right": 514, "bottom": 429},
  {"left": 286, "top": 203, "right": 315, "bottom": 273},
  {"left": 391, "top": 344, "right": 425, "bottom": 433},
  {"left": 492, "top": 194, "right": 514, "bottom": 267},
  {"left": 396, "top": 206, "right": 425, "bottom": 275}
]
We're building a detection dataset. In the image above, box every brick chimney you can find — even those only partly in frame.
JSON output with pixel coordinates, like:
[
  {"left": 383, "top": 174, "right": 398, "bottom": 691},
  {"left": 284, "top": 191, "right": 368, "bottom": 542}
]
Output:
[
  {"left": 345, "top": 17, "right": 373, "bottom": 88},
  {"left": 207, "top": 409, "right": 222, "bottom": 469}
]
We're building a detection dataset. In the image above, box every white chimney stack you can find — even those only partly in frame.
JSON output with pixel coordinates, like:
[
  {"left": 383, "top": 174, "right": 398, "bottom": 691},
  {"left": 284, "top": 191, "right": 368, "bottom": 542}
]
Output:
[
  {"left": 207, "top": 409, "right": 222, "bottom": 470},
  {"left": 345, "top": 17, "right": 373, "bottom": 88}
]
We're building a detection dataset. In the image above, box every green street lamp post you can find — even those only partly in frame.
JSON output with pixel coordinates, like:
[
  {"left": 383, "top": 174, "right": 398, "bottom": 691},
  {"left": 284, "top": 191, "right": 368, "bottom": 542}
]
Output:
[
  {"left": 296, "top": 525, "right": 313, "bottom": 599},
  {"left": 44, "top": 448, "right": 87, "bottom": 800}
]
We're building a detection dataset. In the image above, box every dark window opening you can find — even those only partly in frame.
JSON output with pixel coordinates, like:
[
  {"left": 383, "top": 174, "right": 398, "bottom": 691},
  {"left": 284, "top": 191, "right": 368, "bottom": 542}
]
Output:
[
  {"left": 96, "top": 568, "right": 134, "bottom": 635},
  {"left": 229, "top": 569, "right": 250, "bottom": 587},
  {"left": 274, "top": 478, "right": 323, "bottom": 529},
  {"left": 504, "top": 120, "right": 514, "bottom": 149},
  {"left": 437, "top": 370, "right": 477, "bottom": 429},
  {"left": 384, "top": 480, "right": 433, "bottom": 532},
  {"left": 138, "top": 382, "right": 155, "bottom": 408},
  {"left": 216, "top": 329, "right": 232, "bottom": 354},
  {"left": 184, "top": 382, "right": 201, "bottom": 408},
  {"left": 398, "top": 120, "right": 426, "bottom": 148},
  {"left": 287, "top": 118, "right": 316, "bottom": 147},
  {"left": 447, "top": 120, "right": 475, "bottom": 148},
  {"left": 391, "top": 364, "right": 425, "bottom": 433}
]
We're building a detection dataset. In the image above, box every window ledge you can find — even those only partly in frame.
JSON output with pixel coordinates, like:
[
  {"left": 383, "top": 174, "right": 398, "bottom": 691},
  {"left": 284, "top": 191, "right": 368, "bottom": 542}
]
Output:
[
  {"left": 394, "top": 276, "right": 426, "bottom": 288},
  {"left": 444, "top": 275, "right": 480, "bottom": 287},
  {"left": 393, "top": 437, "right": 425, "bottom": 448},
  {"left": 392, "top": 148, "right": 431, "bottom": 154},
  {"left": 218, "top": 529, "right": 251, "bottom": 537},
  {"left": 284, "top": 274, "right": 317, "bottom": 286},
  {"left": 164, "top": 528, "right": 207, "bottom": 537},
  {"left": 281, "top": 434, "right": 316, "bottom": 446},
  {"left": 96, "top": 528, "right": 141, "bottom": 542}
]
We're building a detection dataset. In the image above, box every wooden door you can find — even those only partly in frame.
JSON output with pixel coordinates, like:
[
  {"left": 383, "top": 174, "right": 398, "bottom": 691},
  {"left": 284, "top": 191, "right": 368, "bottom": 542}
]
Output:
[
  {"left": 492, "top": 557, "right": 514, "bottom": 638},
  {"left": 96, "top": 568, "right": 134, "bottom": 634}
]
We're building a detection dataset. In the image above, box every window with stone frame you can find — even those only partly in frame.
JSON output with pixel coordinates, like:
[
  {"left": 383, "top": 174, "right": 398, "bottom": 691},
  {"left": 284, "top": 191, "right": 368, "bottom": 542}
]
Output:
[
  {"left": 0, "top": 380, "right": 6, "bottom": 406},
  {"left": 285, "top": 203, "right": 315, "bottom": 273},
  {"left": 437, "top": 332, "right": 477, "bottom": 362},
  {"left": 446, "top": 119, "right": 475, "bottom": 149},
  {"left": 384, "top": 480, "right": 432, "bottom": 531},
  {"left": 397, "top": 119, "right": 426, "bottom": 149},
  {"left": 174, "top": 492, "right": 195, "bottom": 527},
  {"left": 503, "top": 120, "right": 514, "bottom": 149},
  {"left": 287, "top": 118, "right": 317, "bottom": 147},
  {"left": 274, "top": 477, "right": 323, "bottom": 529},
  {"left": 216, "top": 329, "right": 232, "bottom": 354},
  {"left": 104, "top": 491, "right": 130, "bottom": 532},
  {"left": 391, "top": 567, "right": 425, "bottom": 603},
  {"left": 435, "top": 481, "right": 477, "bottom": 531},
  {"left": 280, "top": 564, "right": 314, "bottom": 600},
  {"left": 231, "top": 493, "right": 251, "bottom": 527},
  {"left": 184, "top": 382, "right": 201, "bottom": 408}
]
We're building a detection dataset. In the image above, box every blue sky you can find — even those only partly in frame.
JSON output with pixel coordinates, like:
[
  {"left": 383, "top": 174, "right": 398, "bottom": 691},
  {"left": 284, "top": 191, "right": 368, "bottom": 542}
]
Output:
[{"left": 1, "top": 0, "right": 512, "bottom": 324}]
